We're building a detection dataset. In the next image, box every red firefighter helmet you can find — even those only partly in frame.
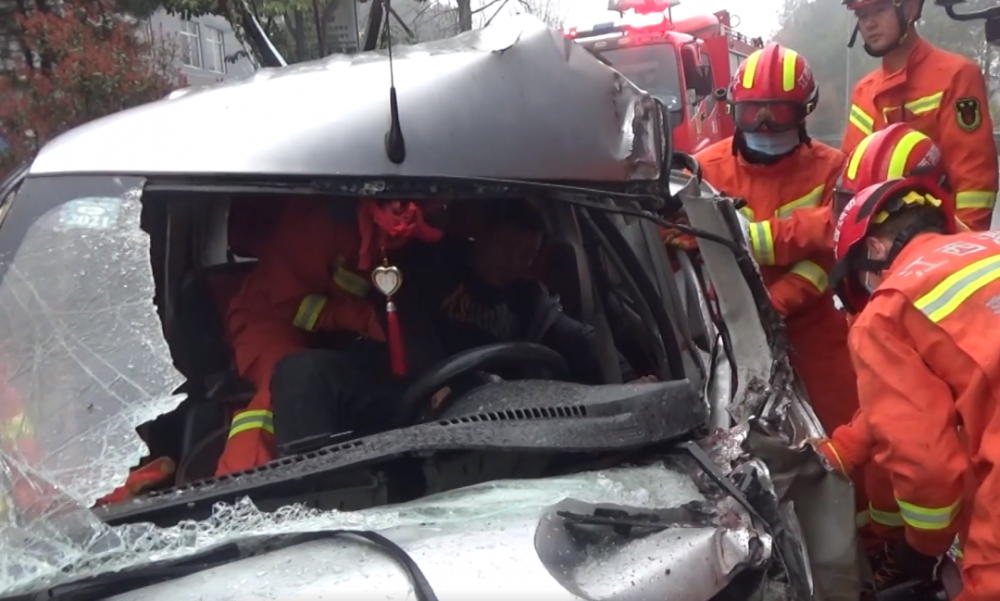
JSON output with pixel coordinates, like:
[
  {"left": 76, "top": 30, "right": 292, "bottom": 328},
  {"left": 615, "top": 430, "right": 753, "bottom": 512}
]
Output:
[
  {"left": 833, "top": 124, "right": 947, "bottom": 215},
  {"left": 727, "top": 43, "right": 818, "bottom": 133},
  {"left": 831, "top": 177, "right": 957, "bottom": 313}
]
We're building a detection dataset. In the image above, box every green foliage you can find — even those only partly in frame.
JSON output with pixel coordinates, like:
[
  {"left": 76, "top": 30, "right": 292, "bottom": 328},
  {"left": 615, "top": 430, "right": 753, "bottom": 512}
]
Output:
[{"left": 773, "top": 0, "right": 998, "bottom": 142}]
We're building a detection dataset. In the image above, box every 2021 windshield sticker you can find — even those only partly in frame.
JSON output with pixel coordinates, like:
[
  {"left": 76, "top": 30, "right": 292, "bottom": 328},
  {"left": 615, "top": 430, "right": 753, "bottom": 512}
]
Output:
[{"left": 58, "top": 197, "right": 122, "bottom": 231}]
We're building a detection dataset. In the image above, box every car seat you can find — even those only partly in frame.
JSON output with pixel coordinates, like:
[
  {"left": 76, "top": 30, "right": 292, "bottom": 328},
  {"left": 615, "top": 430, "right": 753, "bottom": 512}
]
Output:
[{"left": 172, "top": 196, "right": 285, "bottom": 481}]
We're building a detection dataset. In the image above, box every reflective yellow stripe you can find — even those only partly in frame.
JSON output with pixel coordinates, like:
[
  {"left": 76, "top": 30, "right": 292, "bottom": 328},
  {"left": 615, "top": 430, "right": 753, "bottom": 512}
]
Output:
[
  {"left": 856, "top": 510, "right": 871, "bottom": 529},
  {"left": 782, "top": 48, "right": 799, "bottom": 92},
  {"left": 789, "top": 260, "right": 828, "bottom": 292},
  {"left": 886, "top": 130, "right": 930, "bottom": 179},
  {"left": 849, "top": 104, "right": 874, "bottom": 135},
  {"left": 869, "top": 504, "right": 905, "bottom": 528},
  {"left": 956, "top": 190, "right": 996, "bottom": 210},
  {"left": 332, "top": 257, "right": 370, "bottom": 297},
  {"left": 896, "top": 497, "right": 961, "bottom": 531},
  {"left": 914, "top": 253, "right": 1000, "bottom": 322},
  {"left": 776, "top": 184, "right": 825, "bottom": 217},
  {"left": 904, "top": 91, "right": 944, "bottom": 115},
  {"left": 847, "top": 132, "right": 877, "bottom": 180},
  {"left": 228, "top": 409, "right": 274, "bottom": 439},
  {"left": 741, "top": 49, "right": 762, "bottom": 89},
  {"left": 0, "top": 413, "right": 33, "bottom": 442},
  {"left": 293, "top": 294, "right": 328, "bottom": 331},
  {"left": 739, "top": 206, "right": 755, "bottom": 220},
  {"left": 748, "top": 221, "right": 775, "bottom": 265}
]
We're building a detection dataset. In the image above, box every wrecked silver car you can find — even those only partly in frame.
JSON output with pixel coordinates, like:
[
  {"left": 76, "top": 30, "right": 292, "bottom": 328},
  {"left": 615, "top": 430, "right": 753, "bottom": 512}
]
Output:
[{"left": 0, "top": 16, "right": 859, "bottom": 601}]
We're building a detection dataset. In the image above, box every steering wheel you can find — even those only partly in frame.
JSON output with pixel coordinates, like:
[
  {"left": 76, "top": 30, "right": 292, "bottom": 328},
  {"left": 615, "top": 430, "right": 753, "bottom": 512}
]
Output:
[{"left": 392, "top": 342, "right": 571, "bottom": 428}]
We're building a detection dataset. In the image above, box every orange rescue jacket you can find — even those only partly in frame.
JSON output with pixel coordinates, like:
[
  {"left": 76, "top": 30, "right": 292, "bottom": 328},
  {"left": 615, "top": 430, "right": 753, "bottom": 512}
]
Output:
[
  {"left": 842, "top": 38, "right": 998, "bottom": 231},
  {"left": 848, "top": 230, "right": 1000, "bottom": 558},
  {"left": 695, "top": 139, "right": 845, "bottom": 318}
]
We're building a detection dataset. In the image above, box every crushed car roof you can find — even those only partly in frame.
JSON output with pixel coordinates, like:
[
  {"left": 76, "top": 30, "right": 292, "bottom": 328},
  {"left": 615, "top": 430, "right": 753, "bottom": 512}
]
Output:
[{"left": 29, "top": 16, "right": 663, "bottom": 181}]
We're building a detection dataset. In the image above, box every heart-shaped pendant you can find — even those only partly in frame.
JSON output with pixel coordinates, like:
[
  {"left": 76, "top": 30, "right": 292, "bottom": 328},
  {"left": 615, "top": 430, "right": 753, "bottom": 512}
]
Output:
[{"left": 372, "top": 265, "right": 403, "bottom": 297}]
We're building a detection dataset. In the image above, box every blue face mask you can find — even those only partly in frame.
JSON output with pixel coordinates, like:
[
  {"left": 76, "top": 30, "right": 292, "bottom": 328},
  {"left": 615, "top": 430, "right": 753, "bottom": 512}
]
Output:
[{"left": 743, "top": 130, "right": 800, "bottom": 156}]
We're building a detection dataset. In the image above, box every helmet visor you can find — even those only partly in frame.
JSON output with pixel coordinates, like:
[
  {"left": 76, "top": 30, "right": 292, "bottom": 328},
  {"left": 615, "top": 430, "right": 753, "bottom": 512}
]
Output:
[{"left": 734, "top": 101, "right": 803, "bottom": 133}]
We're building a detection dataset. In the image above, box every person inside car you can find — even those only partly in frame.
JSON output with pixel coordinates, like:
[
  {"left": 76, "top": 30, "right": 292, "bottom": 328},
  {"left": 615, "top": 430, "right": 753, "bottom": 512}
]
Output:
[
  {"left": 216, "top": 197, "right": 445, "bottom": 476},
  {"left": 218, "top": 197, "right": 651, "bottom": 477}
]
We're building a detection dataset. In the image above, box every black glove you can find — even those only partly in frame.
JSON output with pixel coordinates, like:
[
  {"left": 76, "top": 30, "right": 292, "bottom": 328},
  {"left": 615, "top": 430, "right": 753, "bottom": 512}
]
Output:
[{"left": 892, "top": 539, "right": 941, "bottom": 583}]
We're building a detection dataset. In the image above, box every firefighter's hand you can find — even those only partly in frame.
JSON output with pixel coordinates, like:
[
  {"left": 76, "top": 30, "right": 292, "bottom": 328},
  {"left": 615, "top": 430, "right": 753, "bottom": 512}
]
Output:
[
  {"left": 658, "top": 217, "right": 698, "bottom": 250},
  {"left": 808, "top": 437, "right": 849, "bottom": 475},
  {"left": 430, "top": 386, "right": 452, "bottom": 411}
]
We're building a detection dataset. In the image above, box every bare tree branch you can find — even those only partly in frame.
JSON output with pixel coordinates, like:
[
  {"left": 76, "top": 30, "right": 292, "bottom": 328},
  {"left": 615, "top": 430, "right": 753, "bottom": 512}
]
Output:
[
  {"left": 471, "top": 0, "right": 505, "bottom": 15},
  {"left": 482, "top": 0, "right": 510, "bottom": 27},
  {"left": 388, "top": 5, "right": 414, "bottom": 38}
]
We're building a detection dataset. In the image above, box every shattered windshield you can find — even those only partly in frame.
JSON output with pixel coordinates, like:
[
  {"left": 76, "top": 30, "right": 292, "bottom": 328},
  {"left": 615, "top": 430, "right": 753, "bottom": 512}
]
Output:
[{"left": 0, "top": 175, "right": 186, "bottom": 590}]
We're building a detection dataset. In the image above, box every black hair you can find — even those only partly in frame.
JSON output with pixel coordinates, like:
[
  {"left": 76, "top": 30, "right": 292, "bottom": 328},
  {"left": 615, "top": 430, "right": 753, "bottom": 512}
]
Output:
[
  {"left": 871, "top": 204, "right": 946, "bottom": 239},
  {"left": 486, "top": 199, "right": 547, "bottom": 234}
]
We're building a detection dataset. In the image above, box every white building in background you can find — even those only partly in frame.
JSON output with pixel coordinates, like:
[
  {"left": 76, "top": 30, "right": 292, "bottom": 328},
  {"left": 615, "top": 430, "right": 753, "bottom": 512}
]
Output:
[{"left": 148, "top": 10, "right": 256, "bottom": 85}]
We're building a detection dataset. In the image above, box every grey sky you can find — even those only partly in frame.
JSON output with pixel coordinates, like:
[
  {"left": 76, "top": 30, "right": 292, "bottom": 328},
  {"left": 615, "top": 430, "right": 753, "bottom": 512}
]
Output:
[{"left": 561, "top": 0, "right": 783, "bottom": 38}]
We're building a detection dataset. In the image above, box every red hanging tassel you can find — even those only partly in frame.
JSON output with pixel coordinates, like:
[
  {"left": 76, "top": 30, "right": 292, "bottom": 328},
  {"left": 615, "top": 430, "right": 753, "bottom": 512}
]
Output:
[
  {"left": 372, "top": 254, "right": 407, "bottom": 376},
  {"left": 386, "top": 299, "right": 406, "bottom": 376}
]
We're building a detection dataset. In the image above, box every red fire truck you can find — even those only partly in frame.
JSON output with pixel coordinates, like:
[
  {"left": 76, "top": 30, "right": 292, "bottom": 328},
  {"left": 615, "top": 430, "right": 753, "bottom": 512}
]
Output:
[{"left": 563, "top": 0, "right": 763, "bottom": 154}]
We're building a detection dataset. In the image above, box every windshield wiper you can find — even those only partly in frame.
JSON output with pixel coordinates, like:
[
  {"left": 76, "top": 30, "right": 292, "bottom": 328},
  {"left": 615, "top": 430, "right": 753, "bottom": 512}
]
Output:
[{"left": 2, "top": 530, "right": 438, "bottom": 601}]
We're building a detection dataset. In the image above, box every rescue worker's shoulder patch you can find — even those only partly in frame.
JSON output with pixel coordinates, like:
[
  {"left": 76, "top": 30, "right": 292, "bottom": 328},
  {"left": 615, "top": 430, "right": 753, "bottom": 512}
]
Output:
[{"left": 955, "top": 97, "right": 983, "bottom": 133}]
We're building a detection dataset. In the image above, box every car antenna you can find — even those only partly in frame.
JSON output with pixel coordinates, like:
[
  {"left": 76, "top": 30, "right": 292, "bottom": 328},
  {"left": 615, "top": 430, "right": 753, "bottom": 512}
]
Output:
[{"left": 382, "top": 0, "right": 406, "bottom": 164}]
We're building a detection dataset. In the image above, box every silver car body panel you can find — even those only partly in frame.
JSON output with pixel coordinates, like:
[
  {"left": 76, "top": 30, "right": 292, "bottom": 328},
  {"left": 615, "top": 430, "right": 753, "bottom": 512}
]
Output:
[{"left": 29, "top": 17, "right": 661, "bottom": 182}]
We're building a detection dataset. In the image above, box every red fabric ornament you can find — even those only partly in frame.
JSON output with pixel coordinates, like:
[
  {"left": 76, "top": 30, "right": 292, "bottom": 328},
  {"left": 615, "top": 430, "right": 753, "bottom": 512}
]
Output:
[
  {"left": 356, "top": 199, "right": 443, "bottom": 270},
  {"left": 357, "top": 199, "right": 443, "bottom": 376}
]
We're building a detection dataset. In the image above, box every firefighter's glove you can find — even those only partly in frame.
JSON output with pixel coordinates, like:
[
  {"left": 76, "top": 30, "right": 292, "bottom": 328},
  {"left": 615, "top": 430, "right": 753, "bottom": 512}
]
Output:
[
  {"left": 809, "top": 437, "right": 849, "bottom": 475},
  {"left": 891, "top": 539, "right": 942, "bottom": 584},
  {"left": 658, "top": 217, "right": 699, "bottom": 251}
]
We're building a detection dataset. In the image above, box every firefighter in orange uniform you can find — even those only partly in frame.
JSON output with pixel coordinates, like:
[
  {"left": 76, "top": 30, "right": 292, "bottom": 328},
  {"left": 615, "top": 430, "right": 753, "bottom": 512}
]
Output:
[
  {"left": 216, "top": 198, "right": 443, "bottom": 476},
  {"left": 695, "top": 43, "right": 860, "bottom": 435},
  {"left": 841, "top": 0, "right": 997, "bottom": 231},
  {"left": 831, "top": 176, "right": 1000, "bottom": 598},
  {"left": 743, "top": 120, "right": 967, "bottom": 271}
]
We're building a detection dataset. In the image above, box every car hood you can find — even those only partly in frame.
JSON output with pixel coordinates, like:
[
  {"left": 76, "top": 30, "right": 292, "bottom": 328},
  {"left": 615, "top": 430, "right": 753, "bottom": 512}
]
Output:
[{"left": 103, "top": 462, "right": 769, "bottom": 601}]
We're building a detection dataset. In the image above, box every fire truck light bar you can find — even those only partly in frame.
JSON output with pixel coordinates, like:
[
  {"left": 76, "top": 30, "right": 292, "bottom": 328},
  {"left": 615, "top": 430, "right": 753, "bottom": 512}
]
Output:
[
  {"left": 607, "top": 0, "right": 680, "bottom": 14},
  {"left": 565, "top": 9, "right": 669, "bottom": 39}
]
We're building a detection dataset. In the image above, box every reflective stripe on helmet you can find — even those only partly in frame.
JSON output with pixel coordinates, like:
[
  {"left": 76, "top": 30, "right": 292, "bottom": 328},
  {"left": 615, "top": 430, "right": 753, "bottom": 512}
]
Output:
[
  {"left": 896, "top": 497, "right": 961, "bottom": 531},
  {"left": 874, "top": 190, "right": 943, "bottom": 224},
  {"left": 741, "top": 49, "right": 763, "bottom": 89},
  {"left": 846, "top": 133, "right": 878, "bottom": 181},
  {"left": 914, "top": 253, "right": 1000, "bottom": 323},
  {"left": 228, "top": 409, "right": 274, "bottom": 440},
  {"left": 782, "top": 48, "right": 799, "bottom": 92},
  {"left": 887, "top": 130, "right": 931, "bottom": 179}
]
